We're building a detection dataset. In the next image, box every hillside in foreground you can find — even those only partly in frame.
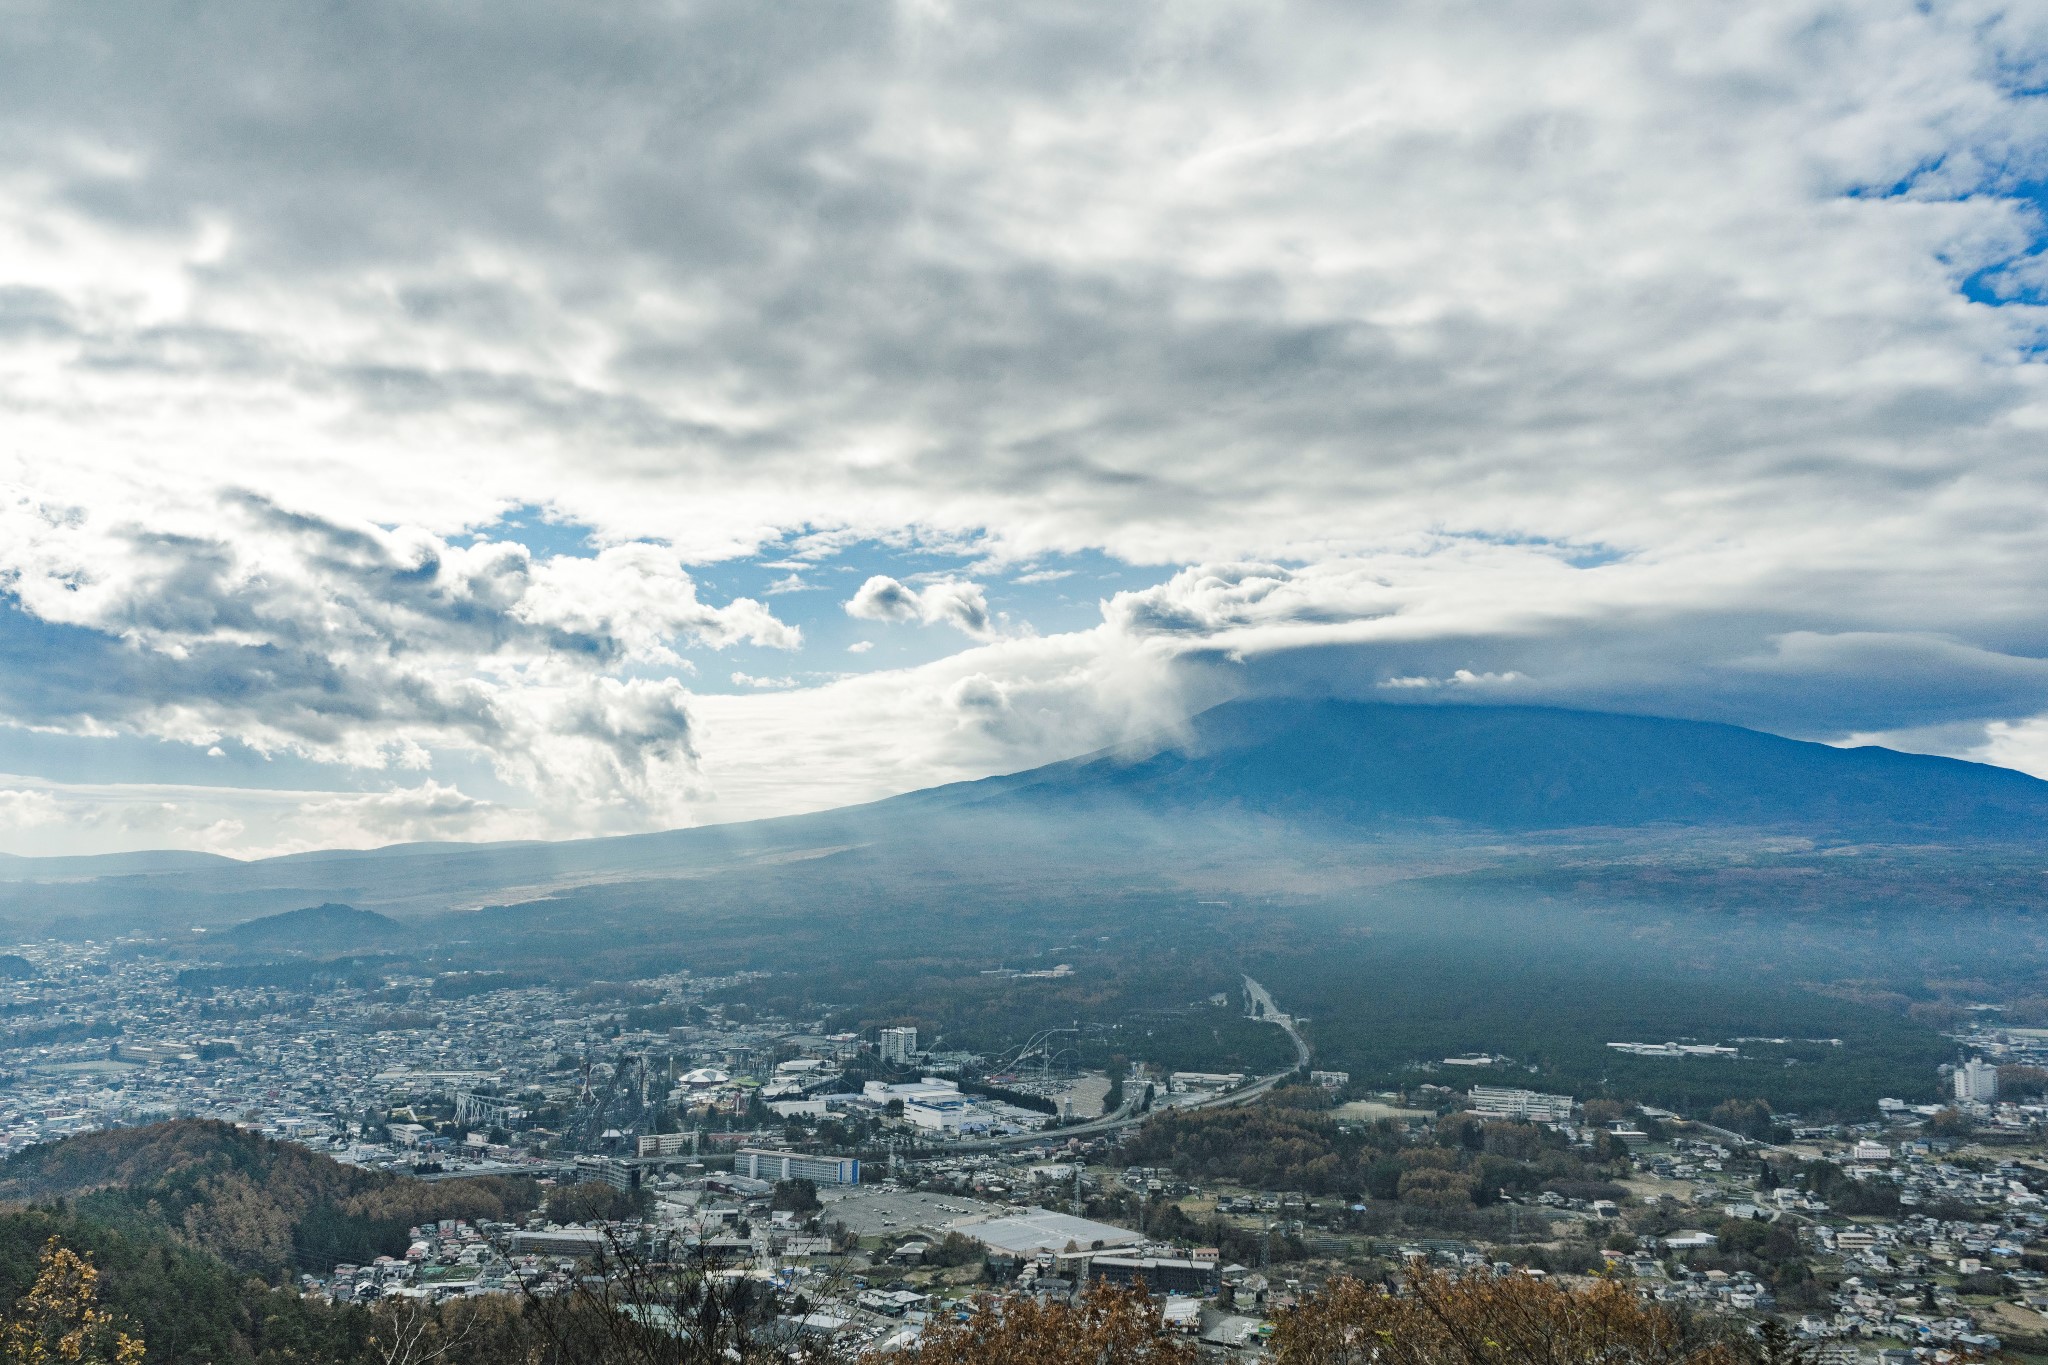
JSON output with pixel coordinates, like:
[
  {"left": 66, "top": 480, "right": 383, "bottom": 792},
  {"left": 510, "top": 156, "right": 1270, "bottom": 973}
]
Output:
[
  {"left": 0, "top": 1121, "right": 545, "bottom": 1365},
  {"left": 0, "top": 1119, "right": 535, "bottom": 1279}
]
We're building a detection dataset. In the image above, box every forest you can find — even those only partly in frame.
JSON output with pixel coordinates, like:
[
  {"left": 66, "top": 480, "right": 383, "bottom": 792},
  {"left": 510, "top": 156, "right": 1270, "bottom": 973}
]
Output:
[
  {"left": 1119, "top": 1089, "right": 1633, "bottom": 1212},
  {"left": 0, "top": 1121, "right": 536, "bottom": 1280},
  {"left": 0, "top": 1207, "right": 375, "bottom": 1365},
  {"left": 1252, "top": 907, "right": 1952, "bottom": 1119}
]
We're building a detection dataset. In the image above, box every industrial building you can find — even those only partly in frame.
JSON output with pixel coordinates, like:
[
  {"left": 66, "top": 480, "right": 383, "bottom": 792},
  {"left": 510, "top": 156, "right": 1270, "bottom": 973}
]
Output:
[
  {"left": 1087, "top": 1256, "right": 1220, "bottom": 1297},
  {"left": 509, "top": 1229, "right": 609, "bottom": 1257}
]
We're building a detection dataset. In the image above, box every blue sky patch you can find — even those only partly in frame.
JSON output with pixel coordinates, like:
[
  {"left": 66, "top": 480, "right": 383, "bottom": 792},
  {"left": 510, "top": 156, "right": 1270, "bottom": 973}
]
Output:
[{"left": 688, "top": 539, "right": 1150, "bottom": 693}]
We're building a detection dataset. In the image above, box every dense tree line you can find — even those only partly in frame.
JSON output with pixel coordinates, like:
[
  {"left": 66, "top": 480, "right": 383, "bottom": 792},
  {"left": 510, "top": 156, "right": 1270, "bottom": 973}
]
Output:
[
  {"left": 545, "top": 1181, "right": 650, "bottom": 1226},
  {"left": 1795, "top": 1159, "right": 1902, "bottom": 1218},
  {"left": 1122, "top": 1104, "right": 1400, "bottom": 1196},
  {"left": 1264, "top": 932, "right": 1948, "bottom": 1119},
  {"left": 0, "top": 1122, "right": 535, "bottom": 1280},
  {"left": 173, "top": 958, "right": 395, "bottom": 992},
  {"left": 768, "top": 1179, "right": 820, "bottom": 1214},
  {"left": 1143, "top": 1202, "right": 1309, "bottom": 1266},
  {"left": 1123, "top": 1102, "right": 1630, "bottom": 1216},
  {"left": 0, "top": 1211, "right": 373, "bottom": 1365}
]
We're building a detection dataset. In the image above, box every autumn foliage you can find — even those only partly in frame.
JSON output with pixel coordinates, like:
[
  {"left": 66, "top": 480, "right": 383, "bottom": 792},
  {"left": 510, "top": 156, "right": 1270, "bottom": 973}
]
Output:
[
  {"left": 0, "top": 1120, "right": 535, "bottom": 1278},
  {"left": 1274, "top": 1266, "right": 1751, "bottom": 1365},
  {"left": 894, "top": 1284, "right": 1193, "bottom": 1365},
  {"left": 0, "top": 1241, "right": 144, "bottom": 1365}
]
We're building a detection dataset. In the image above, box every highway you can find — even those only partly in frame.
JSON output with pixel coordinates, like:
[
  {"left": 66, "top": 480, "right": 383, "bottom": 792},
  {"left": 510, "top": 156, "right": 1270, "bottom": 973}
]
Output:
[{"left": 948, "top": 974, "right": 1309, "bottom": 1151}]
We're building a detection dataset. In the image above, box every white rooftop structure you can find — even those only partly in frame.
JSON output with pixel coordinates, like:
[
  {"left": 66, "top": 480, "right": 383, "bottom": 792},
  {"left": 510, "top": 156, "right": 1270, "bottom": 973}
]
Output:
[{"left": 951, "top": 1208, "right": 1146, "bottom": 1257}]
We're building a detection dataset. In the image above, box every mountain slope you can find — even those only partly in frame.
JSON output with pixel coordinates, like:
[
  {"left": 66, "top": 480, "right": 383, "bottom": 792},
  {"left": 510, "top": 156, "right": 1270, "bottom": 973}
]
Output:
[
  {"left": 939, "top": 699, "right": 2048, "bottom": 837},
  {"left": 0, "top": 700, "right": 2043, "bottom": 937}
]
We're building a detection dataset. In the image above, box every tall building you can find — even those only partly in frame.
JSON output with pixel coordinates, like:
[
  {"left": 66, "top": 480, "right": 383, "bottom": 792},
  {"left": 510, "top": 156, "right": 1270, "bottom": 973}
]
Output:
[
  {"left": 1954, "top": 1058, "right": 1999, "bottom": 1104},
  {"left": 879, "top": 1026, "right": 918, "bottom": 1065}
]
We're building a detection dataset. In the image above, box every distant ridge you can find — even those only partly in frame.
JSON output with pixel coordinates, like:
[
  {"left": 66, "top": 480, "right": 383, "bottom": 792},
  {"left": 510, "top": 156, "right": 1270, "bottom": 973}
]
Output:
[
  {"left": 0, "top": 849, "right": 240, "bottom": 882},
  {"left": 222, "top": 902, "right": 402, "bottom": 952},
  {"left": 935, "top": 699, "right": 2048, "bottom": 838},
  {"left": 0, "top": 700, "right": 2044, "bottom": 936}
]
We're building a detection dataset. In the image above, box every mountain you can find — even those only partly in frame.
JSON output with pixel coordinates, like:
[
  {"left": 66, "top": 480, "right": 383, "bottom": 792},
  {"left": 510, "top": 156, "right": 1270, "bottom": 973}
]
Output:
[
  {"left": 938, "top": 699, "right": 2048, "bottom": 838},
  {"left": 0, "top": 848, "right": 240, "bottom": 882},
  {"left": 0, "top": 700, "right": 2043, "bottom": 939},
  {"left": 221, "top": 902, "right": 404, "bottom": 952}
]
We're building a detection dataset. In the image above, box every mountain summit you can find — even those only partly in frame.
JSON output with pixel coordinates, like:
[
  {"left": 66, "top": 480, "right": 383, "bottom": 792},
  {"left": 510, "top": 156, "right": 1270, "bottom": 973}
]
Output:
[
  {"left": 943, "top": 699, "right": 2048, "bottom": 838},
  {"left": 0, "top": 701, "right": 2042, "bottom": 937}
]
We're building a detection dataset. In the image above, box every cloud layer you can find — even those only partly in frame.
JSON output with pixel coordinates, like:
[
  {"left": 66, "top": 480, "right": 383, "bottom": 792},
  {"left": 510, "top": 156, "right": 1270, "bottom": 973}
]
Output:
[
  {"left": 1, "top": 0, "right": 2047, "bottom": 852},
  {"left": 0, "top": 490, "right": 799, "bottom": 830}
]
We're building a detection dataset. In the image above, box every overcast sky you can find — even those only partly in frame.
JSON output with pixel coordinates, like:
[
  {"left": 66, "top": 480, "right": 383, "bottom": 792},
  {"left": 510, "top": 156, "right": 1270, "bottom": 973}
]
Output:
[{"left": 4, "top": 0, "right": 2048, "bottom": 856}]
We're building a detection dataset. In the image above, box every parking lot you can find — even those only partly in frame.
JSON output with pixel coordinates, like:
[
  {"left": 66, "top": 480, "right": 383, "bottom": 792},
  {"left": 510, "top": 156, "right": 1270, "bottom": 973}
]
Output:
[{"left": 816, "top": 1187, "right": 1010, "bottom": 1238}]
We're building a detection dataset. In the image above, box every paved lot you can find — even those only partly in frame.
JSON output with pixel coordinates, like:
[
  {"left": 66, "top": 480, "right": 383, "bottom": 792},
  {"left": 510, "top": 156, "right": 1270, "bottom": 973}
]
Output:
[
  {"left": 951, "top": 1208, "right": 1143, "bottom": 1256},
  {"left": 817, "top": 1188, "right": 1010, "bottom": 1238}
]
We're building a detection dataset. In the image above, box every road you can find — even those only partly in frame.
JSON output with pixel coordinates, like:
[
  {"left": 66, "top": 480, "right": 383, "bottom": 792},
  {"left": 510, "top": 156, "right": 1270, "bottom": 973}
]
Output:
[
  {"left": 1685, "top": 1119, "right": 1790, "bottom": 1154},
  {"left": 1242, "top": 974, "right": 1312, "bottom": 1074},
  {"left": 947, "top": 974, "right": 1309, "bottom": 1151}
]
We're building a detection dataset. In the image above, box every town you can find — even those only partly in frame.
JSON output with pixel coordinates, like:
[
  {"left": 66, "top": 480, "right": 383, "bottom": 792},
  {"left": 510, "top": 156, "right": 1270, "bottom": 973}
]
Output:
[{"left": 7, "top": 938, "right": 2048, "bottom": 1361}]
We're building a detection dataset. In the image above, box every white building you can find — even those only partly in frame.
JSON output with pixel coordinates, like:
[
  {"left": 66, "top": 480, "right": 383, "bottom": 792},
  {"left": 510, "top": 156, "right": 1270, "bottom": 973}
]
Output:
[
  {"left": 1468, "top": 1085, "right": 1575, "bottom": 1122},
  {"left": 736, "top": 1149, "right": 860, "bottom": 1185},
  {"left": 880, "top": 1027, "right": 919, "bottom": 1065},
  {"left": 1955, "top": 1059, "right": 1999, "bottom": 1104},
  {"left": 864, "top": 1077, "right": 988, "bottom": 1131}
]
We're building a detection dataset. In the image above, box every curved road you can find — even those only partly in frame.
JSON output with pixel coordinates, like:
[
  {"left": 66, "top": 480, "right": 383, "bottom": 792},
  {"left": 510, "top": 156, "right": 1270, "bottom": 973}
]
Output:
[{"left": 948, "top": 975, "right": 1309, "bottom": 1152}]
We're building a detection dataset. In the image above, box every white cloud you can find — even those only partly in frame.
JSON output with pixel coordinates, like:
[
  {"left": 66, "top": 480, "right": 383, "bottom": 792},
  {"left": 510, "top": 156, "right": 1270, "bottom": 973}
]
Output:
[
  {"left": 0, "top": 772, "right": 544, "bottom": 858},
  {"left": 296, "top": 781, "right": 497, "bottom": 847},
  {"left": 0, "top": 490, "right": 797, "bottom": 828},
  {"left": 845, "top": 576, "right": 995, "bottom": 639},
  {"left": 0, "top": 789, "right": 63, "bottom": 833},
  {"left": 1, "top": 1, "right": 2047, "bottom": 850}
]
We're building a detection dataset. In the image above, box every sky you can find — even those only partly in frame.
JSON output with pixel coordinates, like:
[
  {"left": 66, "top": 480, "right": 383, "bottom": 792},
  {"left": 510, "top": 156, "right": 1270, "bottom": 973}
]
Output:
[{"left": 4, "top": 0, "right": 2048, "bottom": 857}]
